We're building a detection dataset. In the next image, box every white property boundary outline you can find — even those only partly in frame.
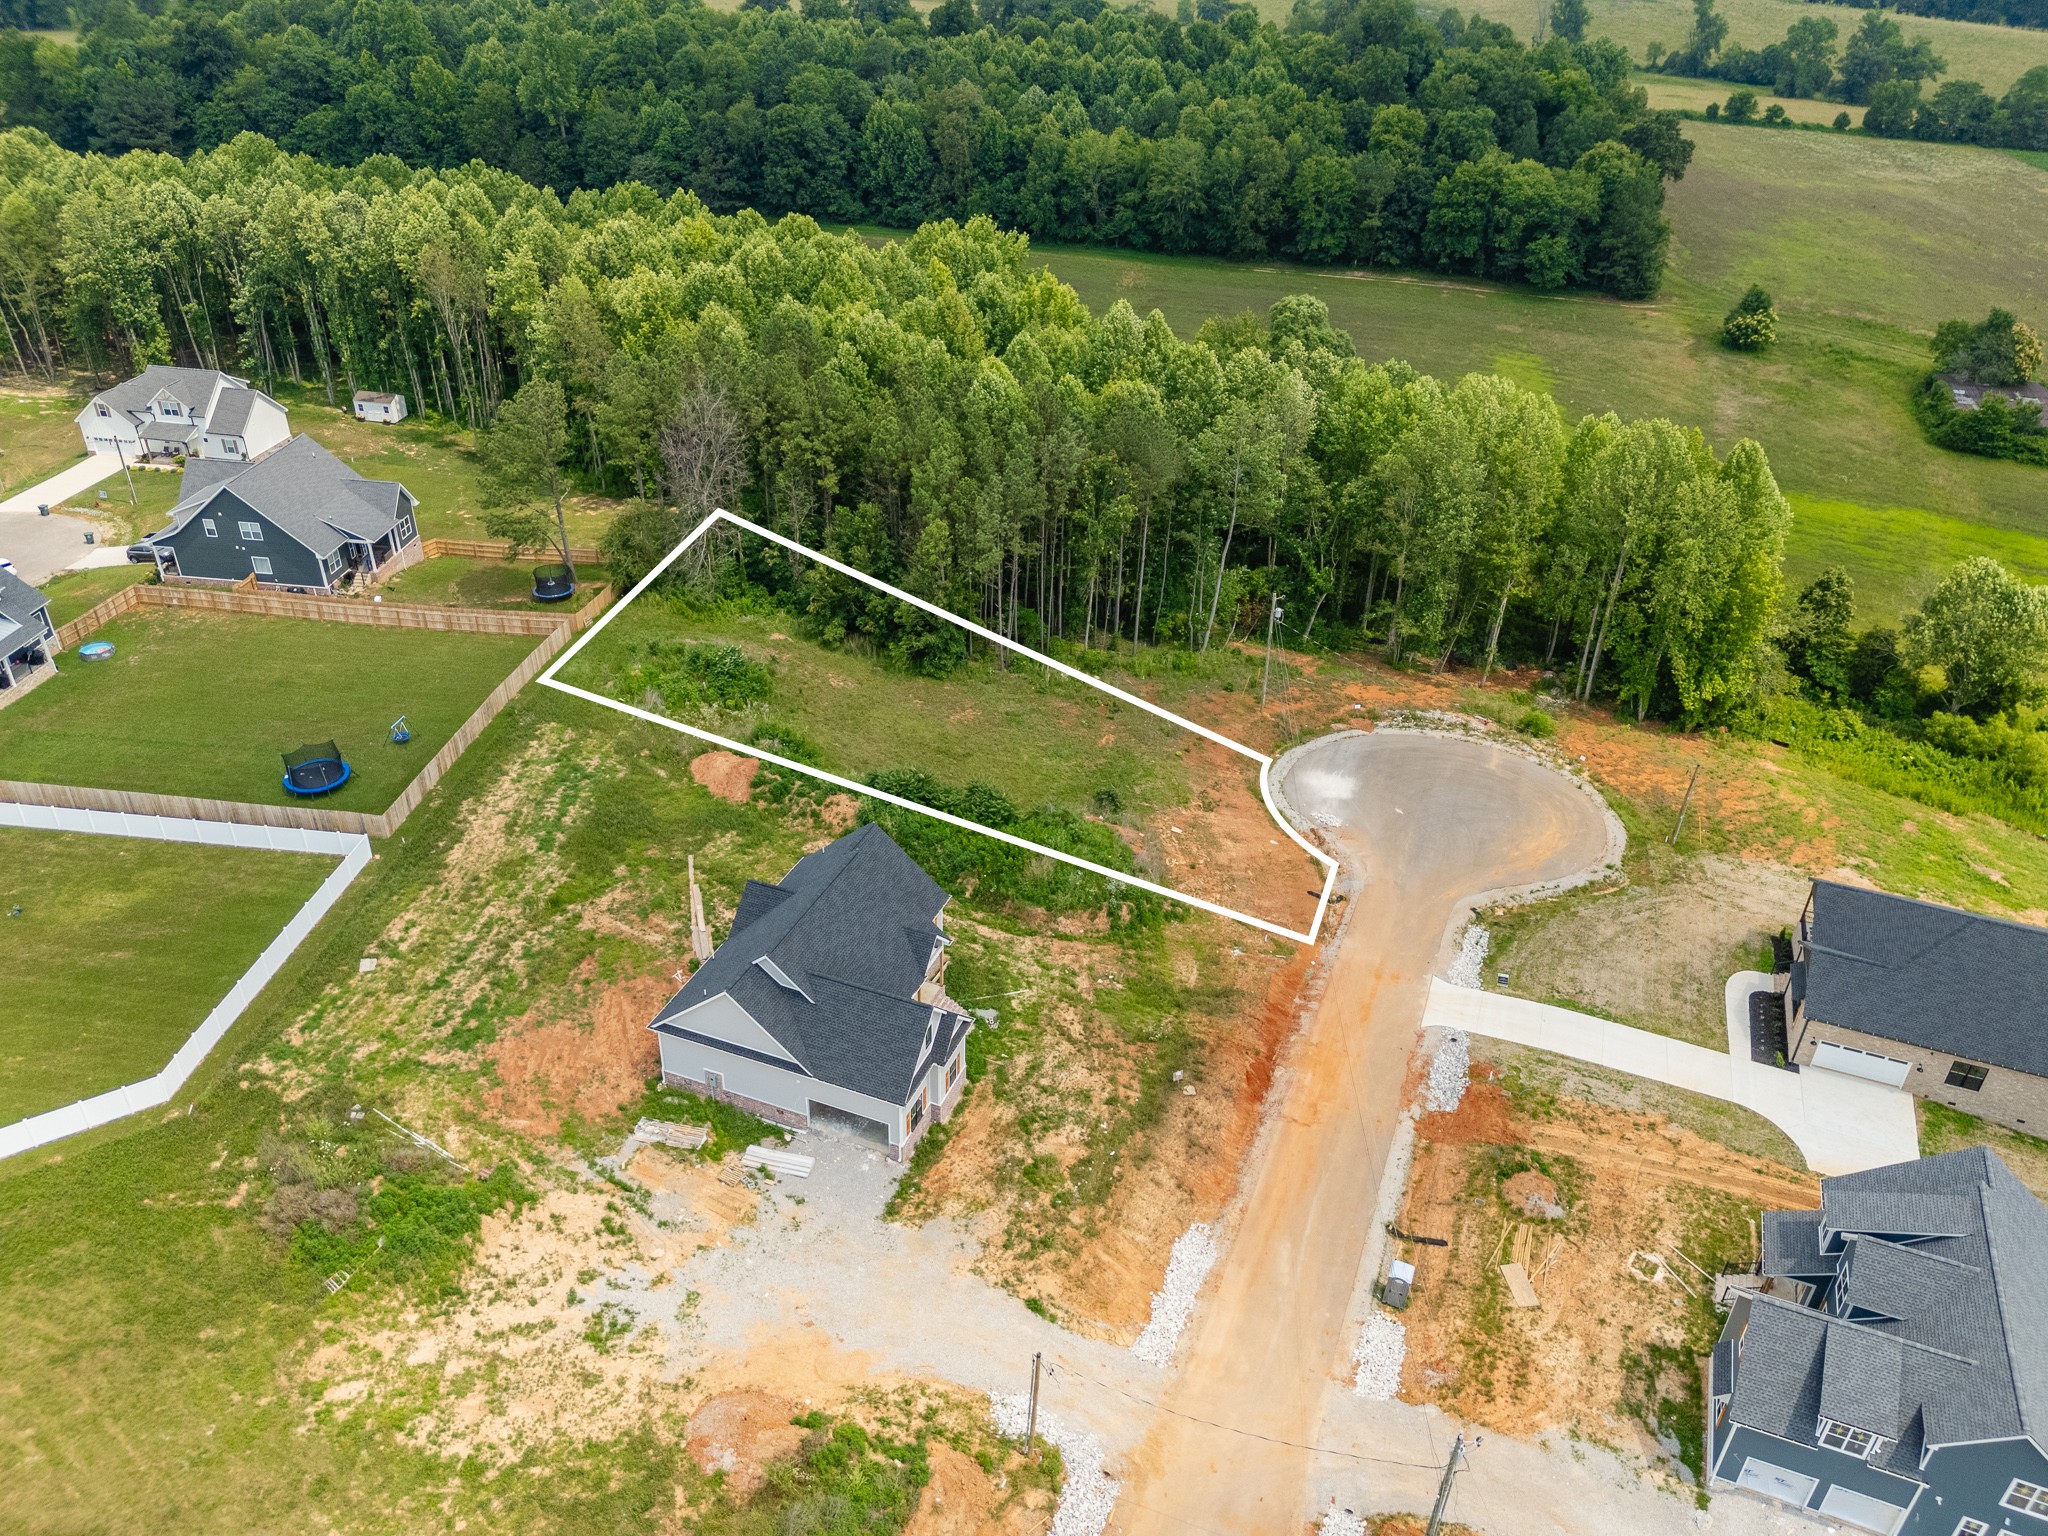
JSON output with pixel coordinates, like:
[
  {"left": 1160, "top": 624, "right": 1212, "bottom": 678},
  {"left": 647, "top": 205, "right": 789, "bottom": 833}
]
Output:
[
  {"left": 0, "top": 803, "right": 372, "bottom": 1161},
  {"left": 540, "top": 509, "right": 1340, "bottom": 943}
]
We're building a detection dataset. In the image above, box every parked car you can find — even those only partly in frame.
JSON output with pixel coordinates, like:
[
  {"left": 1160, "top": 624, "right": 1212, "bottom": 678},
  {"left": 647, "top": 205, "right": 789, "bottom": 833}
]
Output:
[{"left": 125, "top": 543, "right": 156, "bottom": 564}]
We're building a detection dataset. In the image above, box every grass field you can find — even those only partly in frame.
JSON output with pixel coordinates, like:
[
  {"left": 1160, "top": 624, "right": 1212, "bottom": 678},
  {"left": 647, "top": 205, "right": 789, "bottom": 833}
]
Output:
[
  {"left": 1463, "top": 0, "right": 2048, "bottom": 94},
  {"left": 0, "top": 609, "right": 538, "bottom": 810},
  {"left": 0, "top": 388, "right": 87, "bottom": 496},
  {"left": 1025, "top": 120, "right": 2048, "bottom": 623},
  {"left": 1636, "top": 72, "right": 1853, "bottom": 125},
  {"left": 377, "top": 554, "right": 605, "bottom": 610},
  {"left": 0, "top": 828, "right": 335, "bottom": 1123},
  {"left": 34, "top": 563, "right": 153, "bottom": 629}
]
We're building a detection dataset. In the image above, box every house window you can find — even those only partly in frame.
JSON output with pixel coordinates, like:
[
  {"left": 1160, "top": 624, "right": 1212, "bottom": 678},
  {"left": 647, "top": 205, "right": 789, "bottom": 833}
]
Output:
[
  {"left": 1955, "top": 1520, "right": 1990, "bottom": 1536},
  {"left": 250, "top": 556, "right": 273, "bottom": 576},
  {"left": 96, "top": 403, "right": 110, "bottom": 417},
  {"left": 947, "top": 1053, "right": 962, "bottom": 1089},
  {"left": 1945, "top": 1060, "right": 1989, "bottom": 1091},
  {"left": 238, "top": 521, "right": 262, "bottom": 541},
  {"left": 2005, "top": 1480, "right": 2048, "bottom": 1519},
  {"left": 223, "top": 439, "right": 239, "bottom": 455},
  {"left": 162, "top": 401, "right": 180, "bottom": 415},
  {"left": 1816, "top": 1418, "right": 1881, "bottom": 1458},
  {"left": 202, "top": 518, "right": 217, "bottom": 538}
]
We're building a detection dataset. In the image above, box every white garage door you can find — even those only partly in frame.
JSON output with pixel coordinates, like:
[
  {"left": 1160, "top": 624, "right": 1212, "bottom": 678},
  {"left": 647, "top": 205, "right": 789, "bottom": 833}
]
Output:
[
  {"left": 1738, "top": 1457, "right": 1819, "bottom": 1508},
  {"left": 1819, "top": 1483, "right": 1909, "bottom": 1534},
  {"left": 1812, "top": 1040, "right": 1912, "bottom": 1088}
]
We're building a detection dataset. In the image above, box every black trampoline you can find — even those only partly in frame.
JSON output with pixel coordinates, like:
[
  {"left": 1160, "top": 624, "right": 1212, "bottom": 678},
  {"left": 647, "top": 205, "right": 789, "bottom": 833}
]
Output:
[
  {"left": 532, "top": 563, "right": 576, "bottom": 602},
  {"left": 282, "top": 741, "right": 352, "bottom": 796}
]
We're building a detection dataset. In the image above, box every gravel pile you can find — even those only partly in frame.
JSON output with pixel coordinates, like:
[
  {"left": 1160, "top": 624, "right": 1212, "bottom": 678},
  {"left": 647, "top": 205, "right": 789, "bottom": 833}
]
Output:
[
  {"left": 1319, "top": 1502, "right": 1369, "bottom": 1536},
  {"left": 1444, "top": 922, "right": 1490, "bottom": 989},
  {"left": 991, "top": 1392, "right": 1120, "bottom": 1536},
  {"left": 1130, "top": 1223, "right": 1218, "bottom": 1366},
  {"left": 1425, "top": 1030, "right": 1469, "bottom": 1115},
  {"left": 1351, "top": 1309, "right": 1408, "bottom": 1399}
]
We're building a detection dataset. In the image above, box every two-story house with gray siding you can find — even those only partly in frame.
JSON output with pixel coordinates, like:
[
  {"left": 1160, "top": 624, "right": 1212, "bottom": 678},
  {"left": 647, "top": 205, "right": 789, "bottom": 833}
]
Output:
[
  {"left": 143, "top": 436, "right": 420, "bottom": 592},
  {"left": 1785, "top": 881, "right": 2048, "bottom": 1135},
  {"left": 1709, "top": 1147, "right": 2048, "bottom": 1535},
  {"left": 649, "top": 822, "right": 973, "bottom": 1161}
]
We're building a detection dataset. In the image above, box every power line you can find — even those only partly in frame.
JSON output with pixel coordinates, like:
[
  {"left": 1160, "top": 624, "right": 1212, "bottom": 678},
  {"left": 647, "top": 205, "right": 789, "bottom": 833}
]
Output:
[{"left": 1039, "top": 1360, "right": 1443, "bottom": 1471}]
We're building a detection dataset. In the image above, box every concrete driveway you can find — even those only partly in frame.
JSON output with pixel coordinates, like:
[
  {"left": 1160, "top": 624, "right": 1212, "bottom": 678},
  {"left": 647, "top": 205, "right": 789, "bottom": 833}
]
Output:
[
  {"left": 1112, "top": 730, "right": 1620, "bottom": 1536},
  {"left": 0, "top": 453, "right": 126, "bottom": 584}
]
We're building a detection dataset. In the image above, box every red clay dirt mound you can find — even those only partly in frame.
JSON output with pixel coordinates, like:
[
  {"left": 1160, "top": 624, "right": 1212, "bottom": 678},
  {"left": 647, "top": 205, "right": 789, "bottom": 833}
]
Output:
[
  {"left": 486, "top": 973, "right": 670, "bottom": 1136},
  {"left": 683, "top": 1391, "right": 807, "bottom": 1497},
  {"left": 1415, "top": 1078, "right": 1513, "bottom": 1146},
  {"left": 691, "top": 750, "right": 759, "bottom": 804}
]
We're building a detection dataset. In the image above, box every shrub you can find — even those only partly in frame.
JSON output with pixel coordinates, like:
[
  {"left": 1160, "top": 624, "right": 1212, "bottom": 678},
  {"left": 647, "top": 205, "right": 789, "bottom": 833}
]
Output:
[
  {"left": 1722, "top": 286, "right": 1778, "bottom": 351},
  {"left": 1517, "top": 708, "right": 1558, "bottom": 738},
  {"left": 1724, "top": 89, "right": 1760, "bottom": 123},
  {"left": 1833, "top": 111, "right": 1852, "bottom": 129},
  {"left": 623, "top": 639, "right": 772, "bottom": 714},
  {"left": 1911, "top": 376, "right": 2048, "bottom": 466}
]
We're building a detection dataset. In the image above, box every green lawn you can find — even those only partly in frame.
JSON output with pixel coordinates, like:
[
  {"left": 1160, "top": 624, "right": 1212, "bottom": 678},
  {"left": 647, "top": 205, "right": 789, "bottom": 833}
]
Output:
[
  {"left": 0, "top": 387, "right": 87, "bottom": 497},
  {"left": 37, "top": 563, "right": 154, "bottom": 630},
  {"left": 0, "top": 609, "right": 539, "bottom": 810},
  {"left": 261, "top": 385, "right": 630, "bottom": 546},
  {"left": 559, "top": 601, "right": 1199, "bottom": 818},
  {"left": 1024, "top": 120, "right": 2048, "bottom": 622},
  {"left": 377, "top": 554, "right": 604, "bottom": 611},
  {"left": 0, "top": 828, "right": 336, "bottom": 1124},
  {"left": 1462, "top": 0, "right": 2048, "bottom": 95}
]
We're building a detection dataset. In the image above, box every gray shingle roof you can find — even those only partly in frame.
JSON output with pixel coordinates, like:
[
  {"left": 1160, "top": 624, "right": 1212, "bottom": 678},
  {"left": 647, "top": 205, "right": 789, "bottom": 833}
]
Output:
[
  {"left": 1741, "top": 1147, "right": 2048, "bottom": 1457},
  {"left": 1761, "top": 1210, "right": 1835, "bottom": 1278},
  {"left": 0, "top": 566, "right": 51, "bottom": 630},
  {"left": 148, "top": 436, "right": 411, "bottom": 560},
  {"left": 1801, "top": 879, "right": 2048, "bottom": 1076},
  {"left": 207, "top": 388, "right": 257, "bottom": 437},
  {"left": 94, "top": 364, "right": 245, "bottom": 414},
  {"left": 653, "top": 823, "right": 968, "bottom": 1105}
]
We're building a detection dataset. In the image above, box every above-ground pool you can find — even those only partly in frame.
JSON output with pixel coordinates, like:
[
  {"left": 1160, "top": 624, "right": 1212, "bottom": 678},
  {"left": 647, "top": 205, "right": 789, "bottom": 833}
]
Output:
[{"left": 78, "top": 641, "right": 115, "bottom": 661}]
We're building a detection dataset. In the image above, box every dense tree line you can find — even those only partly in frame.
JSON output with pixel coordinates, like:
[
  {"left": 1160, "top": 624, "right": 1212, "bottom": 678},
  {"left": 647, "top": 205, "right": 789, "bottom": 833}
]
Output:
[
  {"left": 1822, "top": 0, "right": 2048, "bottom": 32},
  {"left": 1653, "top": 0, "right": 2048, "bottom": 147},
  {"left": 0, "top": 0, "right": 1687, "bottom": 294},
  {"left": 0, "top": 130, "right": 1787, "bottom": 720}
]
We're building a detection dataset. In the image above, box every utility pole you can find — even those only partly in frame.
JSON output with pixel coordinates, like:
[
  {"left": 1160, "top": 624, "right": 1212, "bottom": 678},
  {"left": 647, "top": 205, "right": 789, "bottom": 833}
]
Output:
[
  {"left": 1425, "top": 1430, "right": 1467, "bottom": 1536},
  {"left": 113, "top": 438, "right": 136, "bottom": 504},
  {"left": 1025, "top": 1351, "right": 1042, "bottom": 1453},
  {"left": 1668, "top": 762, "right": 1701, "bottom": 847},
  {"left": 1261, "top": 591, "right": 1283, "bottom": 707}
]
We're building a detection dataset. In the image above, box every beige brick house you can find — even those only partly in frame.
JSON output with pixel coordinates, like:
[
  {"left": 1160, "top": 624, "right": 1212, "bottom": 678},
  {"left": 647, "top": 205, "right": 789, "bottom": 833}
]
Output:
[{"left": 1787, "top": 880, "right": 2048, "bottom": 1134}]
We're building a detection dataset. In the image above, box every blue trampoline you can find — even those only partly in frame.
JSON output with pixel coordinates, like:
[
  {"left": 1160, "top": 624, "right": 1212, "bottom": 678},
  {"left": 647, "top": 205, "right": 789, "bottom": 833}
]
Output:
[
  {"left": 282, "top": 741, "right": 352, "bottom": 796},
  {"left": 532, "top": 563, "right": 576, "bottom": 603}
]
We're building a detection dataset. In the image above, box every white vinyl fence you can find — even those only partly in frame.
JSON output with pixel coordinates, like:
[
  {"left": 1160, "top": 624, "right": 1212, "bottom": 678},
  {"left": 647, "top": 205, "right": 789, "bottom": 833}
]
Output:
[{"left": 0, "top": 802, "right": 372, "bottom": 1160}]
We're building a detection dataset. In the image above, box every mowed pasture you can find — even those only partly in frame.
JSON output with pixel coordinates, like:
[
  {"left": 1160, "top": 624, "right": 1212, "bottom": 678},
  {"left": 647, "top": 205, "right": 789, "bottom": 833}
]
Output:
[
  {"left": 1463, "top": 0, "right": 2048, "bottom": 95},
  {"left": 0, "top": 608, "right": 539, "bottom": 810},
  {"left": 0, "top": 827, "right": 336, "bottom": 1124},
  {"left": 1033, "top": 122, "right": 2048, "bottom": 623}
]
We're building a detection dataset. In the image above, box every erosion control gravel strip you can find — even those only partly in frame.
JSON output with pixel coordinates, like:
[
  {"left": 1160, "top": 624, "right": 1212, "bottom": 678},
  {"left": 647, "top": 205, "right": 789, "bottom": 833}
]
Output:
[
  {"left": 991, "top": 1391, "right": 1120, "bottom": 1536},
  {"left": 1425, "top": 1028, "right": 1470, "bottom": 1115},
  {"left": 1130, "top": 1222, "right": 1218, "bottom": 1366},
  {"left": 1352, "top": 1309, "right": 1408, "bottom": 1400}
]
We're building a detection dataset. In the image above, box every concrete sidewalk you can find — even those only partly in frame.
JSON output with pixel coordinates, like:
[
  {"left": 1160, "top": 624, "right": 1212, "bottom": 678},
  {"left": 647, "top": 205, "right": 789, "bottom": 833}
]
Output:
[{"left": 1423, "top": 974, "right": 1919, "bottom": 1175}]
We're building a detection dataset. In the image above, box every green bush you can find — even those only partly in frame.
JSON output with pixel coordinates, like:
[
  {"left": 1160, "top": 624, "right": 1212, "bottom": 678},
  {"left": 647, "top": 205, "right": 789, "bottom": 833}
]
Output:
[
  {"left": 620, "top": 640, "right": 773, "bottom": 714},
  {"left": 1516, "top": 708, "right": 1558, "bottom": 738},
  {"left": 285, "top": 1164, "right": 529, "bottom": 1297},
  {"left": 1911, "top": 375, "right": 2048, "bottom": 465},
  {"left": 1722, "top": 286, "right": 1778, "bottom": 352}
]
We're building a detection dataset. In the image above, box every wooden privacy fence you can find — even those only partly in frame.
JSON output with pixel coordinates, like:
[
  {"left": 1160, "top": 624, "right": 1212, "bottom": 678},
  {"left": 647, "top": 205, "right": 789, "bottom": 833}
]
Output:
[
  {"left": 56, "top": 575, "right": 581, "bottom": 648},
  {"left": 422, "top": 536, "right": 606, "bottom": 564},
  {"left": 20, "top": 584, "right": 616, "bottom": 839}
]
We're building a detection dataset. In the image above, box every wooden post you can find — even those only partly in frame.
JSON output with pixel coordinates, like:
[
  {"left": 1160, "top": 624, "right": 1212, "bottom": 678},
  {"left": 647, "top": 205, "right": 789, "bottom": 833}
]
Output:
[
  {"left": 1025, "top": 1351, "right": 1041, "bottom": 1453},
  {"left": 1668, "top": 762, "right": 1700, "bottom": 846}
]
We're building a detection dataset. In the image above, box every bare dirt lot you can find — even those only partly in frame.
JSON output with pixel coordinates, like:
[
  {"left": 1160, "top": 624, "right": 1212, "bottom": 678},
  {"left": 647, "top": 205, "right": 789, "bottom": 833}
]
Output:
[{"left": 1394, "top": 1057, "right": 1816, "bottom": 1465}]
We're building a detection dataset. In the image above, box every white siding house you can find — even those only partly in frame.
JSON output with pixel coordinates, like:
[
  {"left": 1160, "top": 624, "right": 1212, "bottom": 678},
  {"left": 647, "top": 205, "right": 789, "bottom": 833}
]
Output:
[
  {"left": 650, "top": 823, "right": 973, "bottom": 1160},
  {"left": 77, "top": 366, "right": 289, "bottom": 463}
]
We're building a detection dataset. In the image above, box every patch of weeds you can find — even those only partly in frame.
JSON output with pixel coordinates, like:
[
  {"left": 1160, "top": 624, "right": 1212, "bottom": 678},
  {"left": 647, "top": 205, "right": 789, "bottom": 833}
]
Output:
[
  {"left": 608, "top": 1080, "right": 787, "bottom": 1163},
  {"left": 1024, "top": 1296, "right": 1056, "bottom": 1322},
  {"left": 284, "top": 1162, "right": 530, "bottom": 1300},
  {"left": 582, "top": 1301, "right": 635, "bottom": 1353},
  {"left": 884, "top": 1083, "right": 972, "bottom": 1222},
  {"left": 685, "top": 1414, "right": 929, "bottom": 1536},
  {"left": 1621, "top": 1343, "right": 1709, "bottom": 1504}
]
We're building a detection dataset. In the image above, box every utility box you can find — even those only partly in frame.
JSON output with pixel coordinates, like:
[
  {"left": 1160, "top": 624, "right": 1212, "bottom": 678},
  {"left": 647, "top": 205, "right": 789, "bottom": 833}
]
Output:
[{"left": 1385, "top": 1258, "right": 1416, "bottom": 1311}]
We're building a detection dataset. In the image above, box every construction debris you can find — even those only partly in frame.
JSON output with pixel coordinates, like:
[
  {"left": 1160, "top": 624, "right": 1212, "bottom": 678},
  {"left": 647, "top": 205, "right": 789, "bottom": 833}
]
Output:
[
  {"left": 1627, "top": 1250, "right": 1671, "bottom": 1286},
  {"left": 1131, "top": 1223, "right": 1218, "bottom": 1366},
  {"left": 688, "top": 855, "right": 714, "bottom": 963},
  {"left": 1500, "top": 1262, "right": 1541, "bottom": 1308},
  {"left": 1425, "top": 1030, "right": 1470, "bottom": 1114},
  {"left": 639, "top": 1118, "right": 710, "bottom": 1152},
  {"left": 1445, "top": 923, "right": 1490, "bottom": 990},
  {"left": 1352, "top": 1309, "right": 1408, "bottom": 1399},
  {"left": 742, "top": 1143, "right": 814, "bottom": 1179},
  {"left": 990, "top": 1392, "right": 1118, "bottom": 1536}
]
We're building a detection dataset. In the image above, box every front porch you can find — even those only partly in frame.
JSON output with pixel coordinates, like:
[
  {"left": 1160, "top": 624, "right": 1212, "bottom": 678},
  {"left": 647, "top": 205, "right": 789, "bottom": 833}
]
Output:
[{"left": 0, "top": 639, "right": 59, "bottom": 708}]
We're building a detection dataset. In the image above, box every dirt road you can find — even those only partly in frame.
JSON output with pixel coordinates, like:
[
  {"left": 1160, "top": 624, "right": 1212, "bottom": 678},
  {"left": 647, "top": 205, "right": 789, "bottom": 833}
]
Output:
[{"left": 1113, "top": 731, "right": 1615, "bottom": 1535}]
